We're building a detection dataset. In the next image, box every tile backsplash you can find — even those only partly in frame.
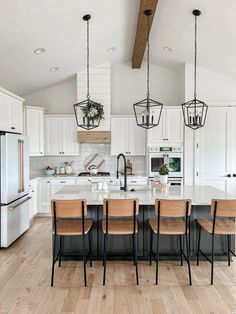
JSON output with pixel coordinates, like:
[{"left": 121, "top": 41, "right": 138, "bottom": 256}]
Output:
[{"left": 30, "top": 144, "right": 147, "bottom": 176}]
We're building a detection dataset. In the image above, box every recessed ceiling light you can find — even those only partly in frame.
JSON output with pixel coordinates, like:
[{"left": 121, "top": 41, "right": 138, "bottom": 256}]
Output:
[
  {"left": 163, "top": 46, "right": 172, "bottom": 52},
  {"left": 34, "top": 48, "right": 46, "bottom": 55},
  {"left": 107, "top": 47, "right": 116, "bottom": 53},
  {"left": 49, "top": 67, "right": 59, "bottom": 72}
]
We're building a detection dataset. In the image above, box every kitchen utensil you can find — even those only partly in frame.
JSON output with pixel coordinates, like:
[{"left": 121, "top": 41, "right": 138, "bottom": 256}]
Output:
[
  {"left": 60, "top": 167, "right": 65, "bottom": 174},
  {"left": 44, "top": 169, "right": 55, "bottom": 176},
  {"left": 65, "top": 161, "right": 73, "bottom": 174},
  {"left": 88, "top": 165, "right": 98, "bottom": 174}
]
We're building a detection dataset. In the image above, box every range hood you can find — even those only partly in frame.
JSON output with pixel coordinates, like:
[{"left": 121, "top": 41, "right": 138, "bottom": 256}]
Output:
[{"left": 77, "top": 131, "right": 111, "bottom": 143}]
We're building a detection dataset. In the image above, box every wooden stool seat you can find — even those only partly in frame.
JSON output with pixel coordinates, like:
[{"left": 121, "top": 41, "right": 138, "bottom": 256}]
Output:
[
  {"left": 57, "top": 219, "right": 93, "bottom": 236},
  {"left": 102, "top": 219, "right": 138, "bottom": 235},
  {"left": 197, "top": 218, "right": 236, "bottom": 235},
  {"left": 149, "top": 218, "right": 187, "bottom": 235}
]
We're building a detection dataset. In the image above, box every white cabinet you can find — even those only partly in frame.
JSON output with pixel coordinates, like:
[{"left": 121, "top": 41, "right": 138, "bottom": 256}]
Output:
[
  {"left": 195, "top": 107, "right": 231, "bottom": 191},
  {"left": 111, "top": 116, "right": 146, "bottom": 156},
  {"left": 0, "top": 90, "right": 23, "bottom": 133},
  {"left": 148, "top": 107, "right": 183, "bottom": 144},
  {"left": 25, "top": 106, "right": 44, "bottom": 156},
  {"left": 38, "top": 179, "right": 51, "bottom": 214},
  {"left": 45, "top": 115, "right": 79, "bottom": 156},
  {"left": 29, "top": 179, "right": 38, "bottom": 219}
]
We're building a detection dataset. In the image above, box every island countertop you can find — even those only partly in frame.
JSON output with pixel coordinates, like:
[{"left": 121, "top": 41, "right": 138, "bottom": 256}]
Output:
[{"left": 53, "top": 185, "right": 233, "bottom": 206}]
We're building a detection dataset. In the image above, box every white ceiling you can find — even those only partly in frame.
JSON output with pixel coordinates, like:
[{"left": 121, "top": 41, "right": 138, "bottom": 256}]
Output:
[{"left": 0, "top": 0, "right": 236, "bottom": 96}]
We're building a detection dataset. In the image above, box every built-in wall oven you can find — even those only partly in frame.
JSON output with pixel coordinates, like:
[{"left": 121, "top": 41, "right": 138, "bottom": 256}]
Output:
[{"left": 148, "top": 146, "right": 183, "bottom": 184}]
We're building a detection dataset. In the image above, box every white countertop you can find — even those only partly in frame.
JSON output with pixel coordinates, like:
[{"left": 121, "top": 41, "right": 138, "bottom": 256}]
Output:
[{"left": 53, "top": 185, "right": 233, "bottom": 206}]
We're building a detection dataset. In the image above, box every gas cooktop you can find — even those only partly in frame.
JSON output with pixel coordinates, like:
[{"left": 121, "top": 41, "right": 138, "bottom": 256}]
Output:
[{"left": 78, "top": 172, "right": 110, "bottom": 177}]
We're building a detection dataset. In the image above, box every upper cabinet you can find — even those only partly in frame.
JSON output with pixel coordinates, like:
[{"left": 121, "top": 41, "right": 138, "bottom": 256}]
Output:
[
  {"left": 45, "top": 115, "right": 79, "bottom": 156},
  {"left": 25, "top": 106, "right": 44, "bottom": 156},
  {"left": 0, "top": 89, "right": 24, "bottom": 134},
  {"left": 111, "top": 116, "right": 146, "bottom": 156},
  {"left": 147, "top": 107, "right": 183, "bottom": 145}
]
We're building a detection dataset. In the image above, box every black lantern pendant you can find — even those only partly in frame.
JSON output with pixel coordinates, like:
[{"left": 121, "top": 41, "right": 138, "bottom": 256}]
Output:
[
  {"left": 133, "top": 10, "right": 163, "bottom": 129},
  {"left": 182, "top": 10, "right": 208, "bottom": 130},
  {"left": 74, "top": 14, "right": 102, "bottom": 130}
]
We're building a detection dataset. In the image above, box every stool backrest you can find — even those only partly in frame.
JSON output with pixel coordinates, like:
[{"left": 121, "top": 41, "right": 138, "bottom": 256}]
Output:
[
  {"left": 155, "top": 199, "right": 192, "bottom": 217},
  {"left": 103, "top": 199, "right": 139, "bottom": 217},
  {"left": 211, "top": 199, "right": 236, "bottom": 217},
  {"left": 51, "top": 199, "right": 87, "bottom": 218}
]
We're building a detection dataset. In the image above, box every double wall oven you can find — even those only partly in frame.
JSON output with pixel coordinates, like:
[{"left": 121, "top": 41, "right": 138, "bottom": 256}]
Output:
[{"left": 148, "top": 146, "right": 183, "bottom": 184}]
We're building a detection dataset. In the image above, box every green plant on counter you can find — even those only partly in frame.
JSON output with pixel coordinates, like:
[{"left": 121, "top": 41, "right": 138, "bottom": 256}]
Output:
[
  {"left": 81, "top": 101, "right": 105, "bottom": 123},
  {"left": 159, "top": 164, "right": 169, "bottom": 175}
]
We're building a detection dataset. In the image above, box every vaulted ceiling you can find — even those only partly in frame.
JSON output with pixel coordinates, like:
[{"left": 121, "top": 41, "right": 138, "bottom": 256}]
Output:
[{"left": 0, "top": 0, "right": 235, "bottom": 96}]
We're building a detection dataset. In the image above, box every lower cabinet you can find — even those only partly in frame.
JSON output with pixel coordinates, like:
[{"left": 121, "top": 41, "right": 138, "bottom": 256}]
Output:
[
  {"left": 29, "top": 179, "right": 38, "bottom": 219},
  {"left": 37, "top": 179, "right": 51, "bottom": 214}
]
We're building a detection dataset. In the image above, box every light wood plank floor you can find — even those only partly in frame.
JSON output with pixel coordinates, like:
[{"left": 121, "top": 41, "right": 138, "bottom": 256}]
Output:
[{"left": 0, "top": 217, "right": 236, "bottom": 314}]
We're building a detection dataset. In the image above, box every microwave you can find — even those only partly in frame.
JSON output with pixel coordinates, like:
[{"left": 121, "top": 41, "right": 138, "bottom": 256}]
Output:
[{"left": 148, "top": 146, "right": 183, "bottom": 178}]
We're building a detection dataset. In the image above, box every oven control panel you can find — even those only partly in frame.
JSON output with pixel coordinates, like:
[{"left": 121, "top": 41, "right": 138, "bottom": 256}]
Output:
[{"left": 148, "top": 146, "right": 183, "bottom": 153}]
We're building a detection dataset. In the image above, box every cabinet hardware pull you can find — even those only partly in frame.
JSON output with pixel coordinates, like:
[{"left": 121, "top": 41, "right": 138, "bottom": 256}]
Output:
[
  {"left": 60, "top": 181, "right": 66, "bottom": 183},
  {"left": 226, "top": 174, "right": 232, "bottom": 177},
  {"left": 233, "top": 174, "right": 236, "bottom": 177},
  {"left": 11, "top": 127, "right": 15, "bottom": 130},
  {"left": 9, "top": 196, "right": 32, "bottom": 210}
]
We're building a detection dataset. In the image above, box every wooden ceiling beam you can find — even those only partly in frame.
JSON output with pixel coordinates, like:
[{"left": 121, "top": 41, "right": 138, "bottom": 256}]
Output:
[{"left": 132, "top": 0, "right": 159, "bottom": 68}]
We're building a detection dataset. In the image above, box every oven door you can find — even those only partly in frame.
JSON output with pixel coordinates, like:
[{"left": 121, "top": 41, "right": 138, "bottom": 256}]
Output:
[
  {"left": 149, "top": 153, "right": 168, "bottom": 177},
  {"left": 167, "top": 153, "right": 183, "bottom": 178}
]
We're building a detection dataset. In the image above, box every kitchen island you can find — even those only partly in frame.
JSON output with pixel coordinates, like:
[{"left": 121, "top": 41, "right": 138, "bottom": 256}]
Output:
[{"left": 53, "top": 185, "right": 235, "bottom": 260}]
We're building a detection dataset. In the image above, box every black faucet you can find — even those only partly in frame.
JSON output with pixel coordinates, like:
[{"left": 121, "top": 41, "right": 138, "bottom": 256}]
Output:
[{"left": 116, "top": 153, "right": 127, "bottom": 191}]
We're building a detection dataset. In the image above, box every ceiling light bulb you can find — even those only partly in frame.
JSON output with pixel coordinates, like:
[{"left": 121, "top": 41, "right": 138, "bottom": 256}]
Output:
[
  {"left": 107, "top": 47, "right": 116, "bottom": 53},
  {"left": 34, "top": 48, "right": 46, "bottom": 55},
  {"left": 49, "top": 67, "right": 59, "bottom": 72},
  {"left": 163, "top": 46, "right": 172, "bottom": 52}
]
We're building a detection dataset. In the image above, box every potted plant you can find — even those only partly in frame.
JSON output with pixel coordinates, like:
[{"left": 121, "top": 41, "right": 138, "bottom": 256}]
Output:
[
  {"left": 159, "top": 164, "right": 169, "bottom": 184},
  {"left": 81, "top": 101, "right": 105, "bottom": 124}
]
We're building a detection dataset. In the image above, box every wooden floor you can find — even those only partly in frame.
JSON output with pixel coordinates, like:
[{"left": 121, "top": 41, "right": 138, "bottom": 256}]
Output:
[{"left": 0, "top": 218, "right": 236, "bottom": 314}]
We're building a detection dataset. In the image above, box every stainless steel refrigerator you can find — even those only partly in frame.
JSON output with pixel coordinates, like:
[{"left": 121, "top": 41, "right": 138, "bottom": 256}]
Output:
[{"left": 0, "top": 132, "right": 30, "bottom": 247}]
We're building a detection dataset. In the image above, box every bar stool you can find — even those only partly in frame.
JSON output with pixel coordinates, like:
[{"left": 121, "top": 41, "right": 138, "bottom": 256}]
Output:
[
  {"left": 149, "top": 199, "right": 192, "bottom": 285},
  {"left": 197, "top": 199, "right": 236, "bottom": 285},
  {"left": 102, "top": 198, "right": 139, "bottom": 285},
  {"left": 51, "top": 199, "right": 93, "bottom": 287}
]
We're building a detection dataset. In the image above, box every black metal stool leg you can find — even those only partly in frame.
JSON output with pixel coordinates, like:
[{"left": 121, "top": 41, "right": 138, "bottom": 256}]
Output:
[
  {"left": 211, "top": 233, "right": 215, "bottom": 285},
  {"left": 197, "top": 225, "right": 202, "bottom": 266},
  {"left": 150, "top": 228, "right": 153, "bottom": 266},
  {"left": 227, "top": 234, "right": 231, "bottom": 266},
  {"left": 155, "top": 233, "right": 160, "bottom": 285},
  {"left": 185, "top": 233, "right": 192, "bottom": 286},
  {"left": 132, "top": 234, "right": 136, "bottom": 266},
  {"left": 89, "top": 229, "right": 93, "bottom": 267},
  {"left": 59, "top": 235, "right": 62, "bottom": 267},
  {"left": 103, "top": 234, "right": 108, "bottom": 286},
  {"left": 179, "top": 235, "right": 183, "bottom": 266},
  {"left": 51, "top": 234, "right": 57, "bottom": 287},
  {"left": 82, "top": 233, "right": 87, "bottom": 287},
  {"left": 134, "top": 233, "right": 139, "bottom": 285}
]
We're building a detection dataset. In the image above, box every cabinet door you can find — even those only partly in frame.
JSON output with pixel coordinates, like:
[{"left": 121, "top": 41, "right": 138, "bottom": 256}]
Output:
[
  {"left": 0, "top": 92, "right": 11, "bottom": 132},
  {"left": 11, "top": 98, "right": 23, "bottom": 134},
  {"left": 195, "top": 107, "right": 230, "bottom": 191},
  {"left": 38, "top": 179, "right": 51, "bottom": 213},
  {"left": 165, "top": 108, "right": 183, "bottom": 142},
  {"left": 111, "top": 117, "right": 127, "bottom": 155},
  {"left": 45, "top": 117, "right": 61, "bottom": 155},
  {"left": 61, "top": 117, "right": 79, "bottom": 155},
  {"left": 147, "top": 110, "right": 165, "bottom": 144},
  {"left": 51, "top": 186, "right": 64, "bottom": 198},
  {"left": 127, "top": 117, "right": 146, "bottom": 156},
  {"left": 26, "top": 108, "right": 44, "bottom": 156}
]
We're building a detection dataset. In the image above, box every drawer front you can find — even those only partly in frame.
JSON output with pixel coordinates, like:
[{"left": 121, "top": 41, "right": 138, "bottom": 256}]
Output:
[
  {"left": 51, "top": 179, "right": 76, "bottom": 186},
  {"left": 127, "top": 178, "right": 148, "bottom": 186},
  {"left": 76, "top": 178, "right": 92, "bottom": 186},
  {"left": 1, "top": 196, "right": 31, "bottom": 247}
]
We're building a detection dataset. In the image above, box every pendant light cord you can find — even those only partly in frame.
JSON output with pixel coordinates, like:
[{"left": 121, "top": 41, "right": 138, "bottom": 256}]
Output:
[
  {"left": 147, "top": 14, "right": 150, "bottom": 99},
  {"left": 194, "top": 14, "right": 197, "bottom": 100},
  {"left": 87, "top": 18, "right": 90, "bottom": 100}
]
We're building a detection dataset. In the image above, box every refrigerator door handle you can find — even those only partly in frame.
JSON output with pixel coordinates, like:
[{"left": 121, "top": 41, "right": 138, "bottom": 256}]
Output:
[
  {"left": 18, "top": 140, "right": 25, "bottom": 193},
  {"left": 9, "top": 196, "right": 32, "bottom": 210}
]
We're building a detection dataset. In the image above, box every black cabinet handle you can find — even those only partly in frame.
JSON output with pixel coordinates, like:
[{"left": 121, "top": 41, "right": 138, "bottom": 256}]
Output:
[
  {"left": 11, "top": 127, "right": 15, "bottom": 130},
  {"left": 226, "top": 174, "right": 232, "bottom": 177},
  {"left": 233, "top": 174, "right": 236, "bottom": 177}
]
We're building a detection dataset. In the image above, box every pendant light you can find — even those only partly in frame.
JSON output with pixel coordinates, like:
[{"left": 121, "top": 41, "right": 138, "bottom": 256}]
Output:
[
  {"left": 182, "top": 10, "right": 208, "bottom": 130},
  {"left": 133, "top": 10, "right": 163, "bottom": 129},
  {"left": 74, "top": 14, "right": 102, "bottom": 130}
]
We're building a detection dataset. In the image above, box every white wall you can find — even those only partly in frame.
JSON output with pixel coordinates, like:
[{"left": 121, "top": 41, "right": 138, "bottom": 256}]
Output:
[
  {"left": 24, "top": 78, "right": 76, "bottom": 114},
  {"left": 111, "top": 62, "right": 181, "bottom": 115}
]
